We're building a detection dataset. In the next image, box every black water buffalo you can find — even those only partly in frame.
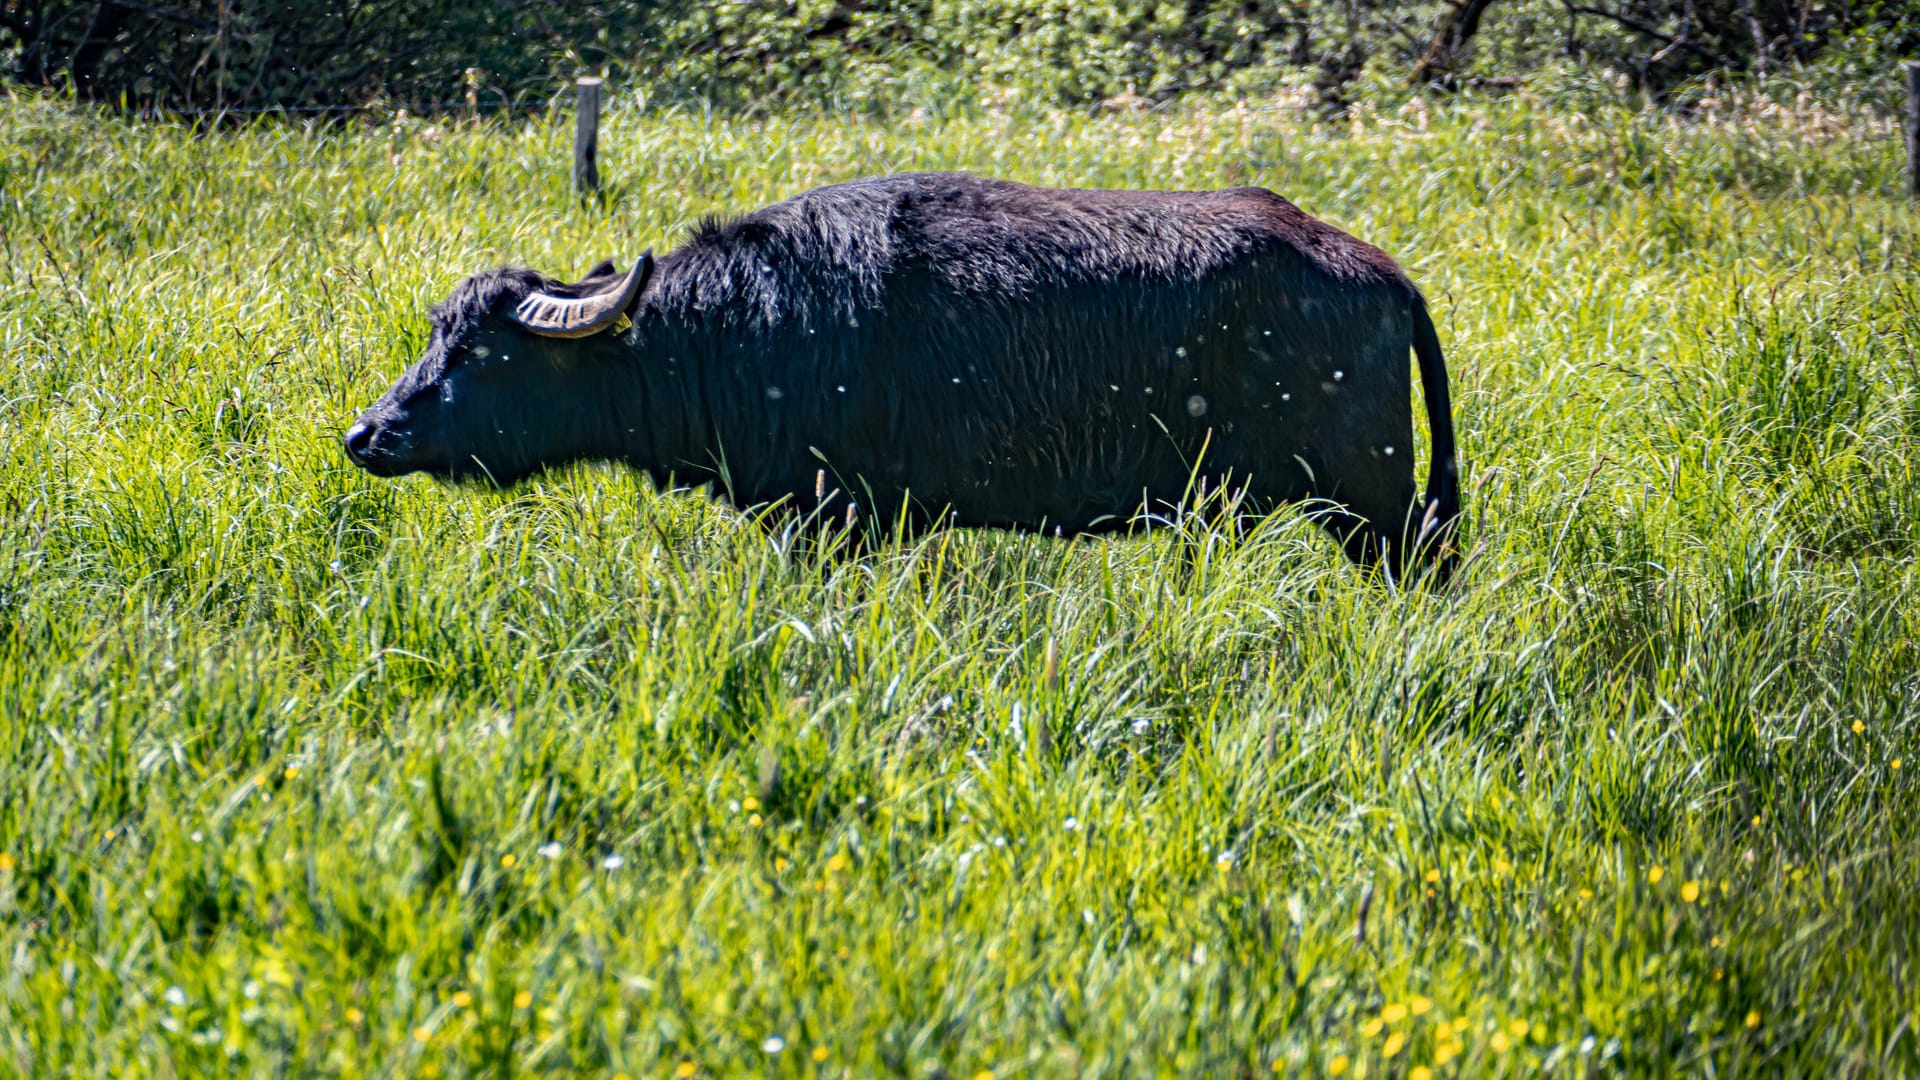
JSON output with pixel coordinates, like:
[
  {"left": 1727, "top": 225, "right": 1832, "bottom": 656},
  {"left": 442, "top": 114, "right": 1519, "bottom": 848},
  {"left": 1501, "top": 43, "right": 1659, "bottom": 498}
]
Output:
[{"left": 346, "top": 172, "right": 1459, "bottom": 576}]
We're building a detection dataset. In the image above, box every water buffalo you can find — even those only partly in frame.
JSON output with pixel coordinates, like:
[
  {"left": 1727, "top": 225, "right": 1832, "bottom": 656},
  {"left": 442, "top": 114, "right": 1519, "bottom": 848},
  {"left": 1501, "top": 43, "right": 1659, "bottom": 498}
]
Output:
[{"left": 345, "top": 172, "right": 1459, "bottom": 577}]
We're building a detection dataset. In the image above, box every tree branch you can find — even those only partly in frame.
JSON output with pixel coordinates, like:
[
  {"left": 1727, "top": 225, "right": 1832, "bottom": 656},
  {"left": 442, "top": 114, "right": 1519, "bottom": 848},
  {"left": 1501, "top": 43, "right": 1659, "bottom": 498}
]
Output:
[
  {"left": 1562, "top": 3, "right": 1732, "bottom": 68},
  {"left": 1413, "top": 0, "right": 1502, "bottom": 85}
]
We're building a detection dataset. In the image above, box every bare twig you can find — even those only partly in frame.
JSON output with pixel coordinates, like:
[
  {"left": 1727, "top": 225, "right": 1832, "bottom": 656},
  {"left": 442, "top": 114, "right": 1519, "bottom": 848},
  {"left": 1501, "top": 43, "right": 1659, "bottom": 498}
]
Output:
[{"left": 1563, "top": 2, "right": 1732, "bottom": 68}]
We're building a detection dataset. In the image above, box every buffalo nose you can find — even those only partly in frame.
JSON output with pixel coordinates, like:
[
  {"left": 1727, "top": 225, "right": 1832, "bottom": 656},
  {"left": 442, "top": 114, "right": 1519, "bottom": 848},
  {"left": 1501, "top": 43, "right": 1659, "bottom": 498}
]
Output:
[{"left": 343, "top": 420, "right": 378, "bottom": 462}]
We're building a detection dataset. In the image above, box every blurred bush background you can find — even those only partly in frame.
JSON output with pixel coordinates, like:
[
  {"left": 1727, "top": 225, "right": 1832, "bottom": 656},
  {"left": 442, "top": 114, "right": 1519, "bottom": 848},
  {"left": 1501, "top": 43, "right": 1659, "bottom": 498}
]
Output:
[{"left": 3, "top": 0, "right": 1917, "bottom": 114}]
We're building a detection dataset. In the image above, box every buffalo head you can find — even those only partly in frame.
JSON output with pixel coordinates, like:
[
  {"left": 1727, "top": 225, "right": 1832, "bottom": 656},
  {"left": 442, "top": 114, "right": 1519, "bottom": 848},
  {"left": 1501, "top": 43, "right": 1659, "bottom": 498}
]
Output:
[{"left": 344, "top": 253, "right": 653, "bottom": 485}]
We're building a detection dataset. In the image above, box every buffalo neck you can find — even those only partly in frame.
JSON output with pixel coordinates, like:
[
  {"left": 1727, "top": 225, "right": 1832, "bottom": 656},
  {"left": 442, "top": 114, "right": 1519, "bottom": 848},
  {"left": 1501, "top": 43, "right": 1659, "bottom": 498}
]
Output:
[{"left": 607, "top": 303, "right": 722, "bottom": 491}]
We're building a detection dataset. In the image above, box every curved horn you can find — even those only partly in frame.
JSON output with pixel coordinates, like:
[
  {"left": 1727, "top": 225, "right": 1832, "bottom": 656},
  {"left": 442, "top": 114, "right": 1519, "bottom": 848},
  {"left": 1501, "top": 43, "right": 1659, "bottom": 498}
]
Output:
[{"left": 509, "top": 252, "right": 653, "bottom": 339}]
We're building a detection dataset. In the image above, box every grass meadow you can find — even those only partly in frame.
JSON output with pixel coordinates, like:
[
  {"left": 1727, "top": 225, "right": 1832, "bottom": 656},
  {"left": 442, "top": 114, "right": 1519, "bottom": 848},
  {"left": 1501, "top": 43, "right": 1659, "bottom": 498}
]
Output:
[{"left": 2, "top": 81, "right": 1919, "bottom": 1076}]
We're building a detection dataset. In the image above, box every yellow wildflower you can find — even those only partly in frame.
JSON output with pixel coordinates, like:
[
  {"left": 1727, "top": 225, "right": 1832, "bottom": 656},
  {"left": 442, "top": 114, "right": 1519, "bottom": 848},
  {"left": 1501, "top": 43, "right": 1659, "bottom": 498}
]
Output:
[
  {"left": 1381, "top": 1003, "right": 1408, "bottom": 1024},
  {"left": 1328, "top": 1054, "right": 1351, "bottom": 1076},
  {"left": 501, "top": 853, "right": 517, "bottom": 868},
  {"left": 0, "top": 853, "right": 14, "bottom": 872},
  {"left": 1383, "top": 1031, "right": 1406, "bottom": 1057},
  {"left": 775, "top": 857, "right": 791, "bottom": 872},
  {"left": 675, "top": 1064, "right": 697, "bottom": 1078},
  {"left": 1493, "top": 858, "right": 1511, "bottom": 875},
  {"left": 1409, "top": 995, "right": 1433, "bottom": 1016},
  {"left": 451, "top": 990, "right": 472, "bottom": 1008},
  {"left": 748, "top": 813, "right": 764, "bottom": 828},
  {"left": 513, "top": 991, "right": 533, "bottom": 1009},
  {"left": 1434, "top": 1040, "right": 1460, "bottom": 1064},
  {"left": 1745, "top": 1010, "right": 1761, "bottom": 1029},
  {"left": 1578, "top": 889, "right": 1593, "bottom": 901},
  {"left": 1362, "top": 1018, "right": 1384, "bottom": 1038},
  {"left": 1410, "top": 1067, "right": 1433, "bottom": 1080},
  {"left": 345, "top": 1007, "right": 365, "bottom": 1024},
  {"left": 1648, "top": 866, "right": 1664, "bottom": 884},
  {"left": 1424, "top": 869, "right": 1442, "bottom": 884},
  {"left": 811, "top": 1046, "right": 830, "bottom": 1062},
  {"left": 972, "top": 1072, "right": 995, "bottom": 1080},
  {"left": 1681, "top": 881, "right": 1701, "bottom": 903},
  {"left": 1893, "top": 758, "right": 1903, "bottom": 770},
  {"left": 743, "top": 797, "right": 761, "bottom": 812},
  {"left": 412, "top": 1026, "right": 431, "bottom": 1043},
  {"left": 826, "top": 853, "right": 849, "bottom": 873},
  {"left": 1491, "top": 1031, "right": 1511, "bottom": 1052},
  {"left": 1508, "top": 1019, "right": 1531, "bottom": 1039},
  {"left": 1851, "top": 720, "right": 1865, "bottom": 734},
  {"left": 284, "top": 766, "right": 299, "bottom": 780}
]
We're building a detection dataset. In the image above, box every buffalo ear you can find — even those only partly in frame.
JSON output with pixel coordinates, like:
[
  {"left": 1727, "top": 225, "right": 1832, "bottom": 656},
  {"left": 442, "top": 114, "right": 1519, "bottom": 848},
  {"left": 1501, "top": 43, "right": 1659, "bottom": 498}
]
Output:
[{"left": 584, "top": 259, "right": 617, "bottom": 279}]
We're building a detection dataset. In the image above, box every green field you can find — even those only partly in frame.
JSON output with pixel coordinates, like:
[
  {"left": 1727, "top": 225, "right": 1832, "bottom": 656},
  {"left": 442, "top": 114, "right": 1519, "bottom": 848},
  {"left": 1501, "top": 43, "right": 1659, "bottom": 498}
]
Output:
[{"left": 3, "top": 81, "right": 1918, "bottom": 1076}]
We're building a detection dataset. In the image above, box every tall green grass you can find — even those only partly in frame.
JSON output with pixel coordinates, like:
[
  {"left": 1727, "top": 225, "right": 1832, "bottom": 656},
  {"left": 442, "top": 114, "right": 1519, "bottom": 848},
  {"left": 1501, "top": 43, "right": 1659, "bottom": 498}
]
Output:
[{"left": 2, "top": 83, "right": 1917, "bottom": 1075}]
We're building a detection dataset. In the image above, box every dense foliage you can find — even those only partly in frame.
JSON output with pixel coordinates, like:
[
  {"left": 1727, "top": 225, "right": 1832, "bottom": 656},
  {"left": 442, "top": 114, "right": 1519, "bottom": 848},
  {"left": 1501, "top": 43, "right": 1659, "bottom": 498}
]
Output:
[
  {"left": 2, "top": 80, "right": 1918, "bottom": 1074},
  {"left": 0, "top": 0, "right": 663, "bottom": 110},
  {"left": 4, "top": 0, "right": 1916, "bottom": 112}
]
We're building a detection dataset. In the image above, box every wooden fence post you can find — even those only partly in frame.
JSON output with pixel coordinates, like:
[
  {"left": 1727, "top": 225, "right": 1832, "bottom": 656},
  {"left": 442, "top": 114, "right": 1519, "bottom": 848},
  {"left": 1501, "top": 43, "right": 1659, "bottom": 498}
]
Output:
[
  {"left": 1906, "top": 61, "right": 1920, "bottom": 201},
  {"left": 574, "top": 76, "right": 602, "bottom": 194}
]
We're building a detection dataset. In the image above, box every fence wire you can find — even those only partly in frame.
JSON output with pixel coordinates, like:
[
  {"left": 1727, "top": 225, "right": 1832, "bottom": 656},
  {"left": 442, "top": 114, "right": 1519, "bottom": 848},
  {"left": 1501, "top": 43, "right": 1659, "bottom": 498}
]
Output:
[{"left": 125, "top": 97, "right": 552, "bottom": 119}]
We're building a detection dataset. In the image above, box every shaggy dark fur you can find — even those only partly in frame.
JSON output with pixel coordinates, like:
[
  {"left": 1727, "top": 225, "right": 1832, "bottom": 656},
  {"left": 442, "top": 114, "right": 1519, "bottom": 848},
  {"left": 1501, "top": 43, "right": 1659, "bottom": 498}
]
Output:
[{"left": 347, "top": 172, "right": 1459, "bottom": 574}]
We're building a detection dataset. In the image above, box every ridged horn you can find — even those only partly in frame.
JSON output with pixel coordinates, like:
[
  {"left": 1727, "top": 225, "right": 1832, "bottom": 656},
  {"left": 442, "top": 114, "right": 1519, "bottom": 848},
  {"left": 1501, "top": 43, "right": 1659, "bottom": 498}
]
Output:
[{"left": 509, "top": 252, "right": 653, "bottom": 339}]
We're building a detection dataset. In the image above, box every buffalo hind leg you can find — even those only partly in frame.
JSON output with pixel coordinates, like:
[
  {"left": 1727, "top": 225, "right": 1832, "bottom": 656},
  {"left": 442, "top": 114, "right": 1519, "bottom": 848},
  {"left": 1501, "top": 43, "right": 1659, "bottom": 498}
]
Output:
[{"left": 1312, "top": 496, "right": 1441, "bottom": 584}]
